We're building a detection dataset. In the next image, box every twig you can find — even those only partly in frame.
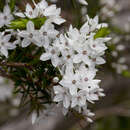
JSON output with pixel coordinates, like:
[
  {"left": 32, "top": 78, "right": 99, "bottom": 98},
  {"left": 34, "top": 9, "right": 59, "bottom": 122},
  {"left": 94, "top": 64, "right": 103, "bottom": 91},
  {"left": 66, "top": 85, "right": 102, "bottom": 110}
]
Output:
[{"left": 0, "top": 62, "right": 33, "bottom": 70}]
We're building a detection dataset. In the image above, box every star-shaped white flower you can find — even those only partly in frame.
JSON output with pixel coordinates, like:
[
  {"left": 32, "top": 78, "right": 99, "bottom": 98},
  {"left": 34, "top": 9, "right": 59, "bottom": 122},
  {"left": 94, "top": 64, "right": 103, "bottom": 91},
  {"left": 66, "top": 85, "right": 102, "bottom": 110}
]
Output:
[
  {"left": 40, "top": 46, "right": 60, "bottom": 67},
  {"left": 59, "top": 71, "right": 80, "bottom": 95},
  {"left": 0, "top": 5, "right": 13, "bottom": 28},
  {"left": 71, "top": 90, "right": 87, "bottom": 108},
  {"left": 0, "top": 32, "right": 16, "bottom": 57},
  {"left": 15, "top": 3, "right": 39, "bottom": 18},
  {"left": 18, "top": 21, "right": 42, "bottom": 47},
  {"left": 39, "top": 22, "right": 59, "bottom": 48},
  {"left": 44, "top": 5, "right": 66, "bottom": 25},
  {"left": 53, "top": 85, "right": 71, "bottom": 108}
]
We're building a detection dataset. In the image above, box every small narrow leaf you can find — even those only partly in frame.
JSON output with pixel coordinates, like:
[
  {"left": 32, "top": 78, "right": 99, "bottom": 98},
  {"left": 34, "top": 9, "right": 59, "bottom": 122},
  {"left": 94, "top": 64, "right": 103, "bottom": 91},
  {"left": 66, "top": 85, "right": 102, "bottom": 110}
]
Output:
[{"left": 94, "top": 27, "right": 110, "bottom": 39}]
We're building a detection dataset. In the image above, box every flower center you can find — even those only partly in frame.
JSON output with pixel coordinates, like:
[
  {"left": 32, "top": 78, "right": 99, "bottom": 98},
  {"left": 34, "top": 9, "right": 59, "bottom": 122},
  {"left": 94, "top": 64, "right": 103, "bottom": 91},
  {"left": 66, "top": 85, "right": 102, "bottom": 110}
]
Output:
[
  {"left": 84, "top": 77, "right": 88, "bottom": 81},
  {"left": 72, "top": 80, "right": 76, "bottom": 84},
  {"left": 92, "top": 44, "right": 96, "bottom": 48},
  {"left": 67, "top": 55, "right": 71, "bottom": 59},
  {"left": 43, "top": 32, "right": 47, "bottom": 36},
  {"left": 65, "top": 42, "right": 69, "bottom": 46},
  {"left": 4, "top": 16, "right": 7, "bottom": 20},
  {"left": 77, "top": 96, "right": 81, "bottom": 100},
  {"left": 29, "top": 33, "right": 33, "bottom": 38},
  {"left": 93, "top": 58, "right": 96, "bottom": 62},
  {"left": 51, "top": 49, "right": 56, "bottom": 54},
  {"left": 82, "top": 50, "right": 87, "bottom": 55},
  {"left": 29, "top": 11, "right": 33, "bottom": 16}
]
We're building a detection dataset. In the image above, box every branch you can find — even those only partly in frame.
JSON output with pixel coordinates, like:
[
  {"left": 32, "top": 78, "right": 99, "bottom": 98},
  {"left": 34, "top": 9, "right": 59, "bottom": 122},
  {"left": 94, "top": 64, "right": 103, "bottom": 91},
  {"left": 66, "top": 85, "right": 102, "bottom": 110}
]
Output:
[{"left": 0, "top": 62, "right": 33, "bottom": 70}]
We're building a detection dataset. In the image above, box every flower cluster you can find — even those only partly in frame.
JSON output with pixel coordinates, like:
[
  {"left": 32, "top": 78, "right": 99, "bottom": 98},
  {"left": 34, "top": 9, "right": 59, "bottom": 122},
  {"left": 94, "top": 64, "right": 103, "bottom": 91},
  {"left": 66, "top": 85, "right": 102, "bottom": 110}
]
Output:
[
  {"left": 0, "top": 0, "right": 111, "bottom": 123},
  {"left": 49, "top": 16, "right": 111, "bottom": 121}
]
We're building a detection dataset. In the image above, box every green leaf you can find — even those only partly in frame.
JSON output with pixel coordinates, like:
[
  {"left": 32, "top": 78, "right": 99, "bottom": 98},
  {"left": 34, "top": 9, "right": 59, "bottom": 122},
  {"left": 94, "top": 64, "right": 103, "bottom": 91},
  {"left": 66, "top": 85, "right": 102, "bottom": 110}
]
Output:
[
  {"left": 9, "top": 0, "right": 16, "bottom": 12},
  {"left": 9, "top": 17, "right": 47, "bottom": 29},
  {"left": 9, "top": 19, "right": 28, "bottom": 29},
  {"left": 122, "top": 70, "right": 130, "bottom": 78},
  {"left": 94, "top": 27, "right": 110, "bottom": 39}
]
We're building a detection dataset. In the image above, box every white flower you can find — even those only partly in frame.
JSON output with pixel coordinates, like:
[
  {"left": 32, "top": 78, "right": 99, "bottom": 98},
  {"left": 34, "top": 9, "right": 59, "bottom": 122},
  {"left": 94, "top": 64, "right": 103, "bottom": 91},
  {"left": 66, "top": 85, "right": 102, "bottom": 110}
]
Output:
[
  {"left": 71, "top": 90, "right": 86, "bottom": 108},
  {"left": 88, "top": 38, "right": 108, "bottom": 56},
  {"left": 88, "top": 56, "right": 106, "bottom": 68},
  {"left": 61, "top": 48, "right": 75, "bottom": 66},
  {"left": 35, "top": 0, "right": 48, "bottom": 12},
  {"left": 73, "top": 46, "right": 91, "bottom": 66},
  {"left": 40, "top": 46, "right": 60, "bottom": 67},
  {"left": 66, "top": 25, "right": 86, "bottom": 50},
  {"left": 0, "top": 5, "right": 13, "bottom": 27},
  {"left": 59, "top": 71, "right": 80, "bottom": 95},
  {"left": 15, "top": 3, "right": 38, "bottom": 18},
  {"left": 53, "top": 85, "right": 71, "bottom": 108},
  {"left": 55, "top": 34, "right": 71, "bottom": 51},
  {"left": 39, "top": 22, "right": 59, "bottom": 48},
  {"left": 18, "top": 21, "right": 42, "bottom": 47},
  {"left": 44, "top": 5, "right": 66, "bottom": 25},
  {"left": 0, "top": 32, "right": 16, "bottom": 57},
  {"left": 86, "top": 15, "right": 107, "bottom": 31}
]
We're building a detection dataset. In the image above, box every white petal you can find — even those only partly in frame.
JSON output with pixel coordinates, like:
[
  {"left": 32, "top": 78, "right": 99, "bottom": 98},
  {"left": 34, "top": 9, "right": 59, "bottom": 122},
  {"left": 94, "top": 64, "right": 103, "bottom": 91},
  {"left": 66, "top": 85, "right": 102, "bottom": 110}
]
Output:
[
  {"left": 26, "top": 3, "right": 33, "bottom": 13},
  {"left": 53, "top": 95, "right": 63, "bottom": 102},
  {"left": 69, "top": 86, "right": 77, "bottom": 95},
  {"left": 83, "top": 56, "right": 91, "bottom": 66},
  {"left": 79, "top": 97, "right": 86, "bottom": 106},
  {"left": 78, "top": 0, "right": 88, "bottom": 5},
  {"left": 71, "top": 97, "right": 77, "bottom": 108},
  {"left": 38, "top": 0, "right": 48, "bottom": 9},
  {"left": 63, "top": 95, "right": 70, "bottom": 108},
  {"left": 40, "top": 53, "right": 51, "bottom": 61},
  {"left": 1, "top": 47, "right": 8, "bottom": 57},
  {"left": 15, "top": 12, "right": 25, "bottom": 18},
  {"left": 80, "top": 22, "right": 89, "bottom": 34},
  {"left": 18, "top": 31, "right": 29, "bottom": 38},
  {"left": 87, "top": 117, "right": 93, "bottom": 123},
  {"left": 53, "top": 17, "right": 66, "bottom": 25},
  {"left": 4, "top": 5, "right": 10, "bottom": 15},
  {"left": 44, "top": 5, "right": 56, "bottom": 16},
  {"left": 96, "top": 57, "right": 106, "bottom": 65},
  {"left": 53, "top": 85, "right": 64, "bottom": 94},
  {"left": 32, "top": 112, "right": 38, "bottom": 124},
  {"left": 21, "top": 38, "right": 31, "bottom": 47},
  {"left": 73, "top": 54, "right": 82, "bottom": 63},
  {"left": 51, "top": 56, "right": 59, "bottom": 67},
  {"left": 27, "top": 21, "right": 35, "bottom": 32},
  {"left": 6, "top": 43, "right": 16, "bottom": 50},
  {"left": 62, "top": 107, "right": 68, "bottom": 115},
  {"left": 3, "top": 34, "right": 11, "bottom": 42}
]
